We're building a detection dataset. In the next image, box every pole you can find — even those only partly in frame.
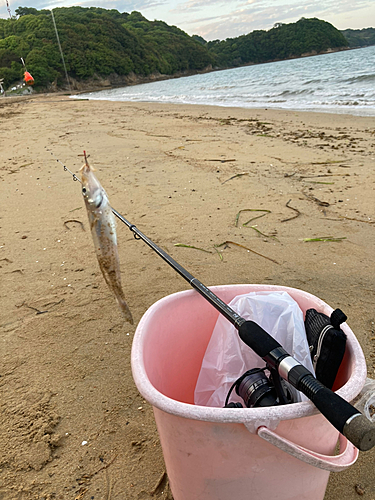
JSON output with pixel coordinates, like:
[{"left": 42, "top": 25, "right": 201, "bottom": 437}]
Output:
[
  {"left": 50, "top": 9, "right": 72, "bottom": 93},
  {"left": 5, "top": 0, "right": 12, "bottom": 18}
]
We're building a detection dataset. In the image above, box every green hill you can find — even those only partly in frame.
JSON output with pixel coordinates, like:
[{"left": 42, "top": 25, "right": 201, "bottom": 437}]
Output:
[
  {"left": 0, "top": 10, "right": 349, "bottom": 90},
  {"left": 207, "top": 18, "right": 348, "bottom": 67},
  {"left": 0, "top": 7, "right": 214, "bottom": 89},
  {"left": 340, "top": 28, "right": 375, "bottom": 47}
]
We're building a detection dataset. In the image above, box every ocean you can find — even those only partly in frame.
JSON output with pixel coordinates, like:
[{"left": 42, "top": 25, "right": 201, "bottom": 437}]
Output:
[{"left": 75, "top": 45, "right": 375, "bottom": 116}]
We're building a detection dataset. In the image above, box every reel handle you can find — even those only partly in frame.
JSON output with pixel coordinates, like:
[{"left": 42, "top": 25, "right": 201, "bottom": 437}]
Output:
[{"left": 238, "top": 320, "right": 375, "bottom": 451}]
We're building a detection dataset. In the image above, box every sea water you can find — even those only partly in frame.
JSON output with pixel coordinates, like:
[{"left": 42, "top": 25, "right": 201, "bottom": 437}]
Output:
[{"left": 75, "top": 45, "right": 375, "bottom": 116}]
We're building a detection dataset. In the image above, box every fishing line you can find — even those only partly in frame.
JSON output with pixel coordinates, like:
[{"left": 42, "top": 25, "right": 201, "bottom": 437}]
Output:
[
  {"left": 46, "top": 149, "right": 81, "bottom": 182},
  {"left": 50, "top": 150, "right": 375, "bottom": 451}
]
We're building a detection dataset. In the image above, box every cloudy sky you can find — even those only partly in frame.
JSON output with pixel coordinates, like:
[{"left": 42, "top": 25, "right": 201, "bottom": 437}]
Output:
[{"left": 1, "top": 0, "right": 374, "bottom": 40}]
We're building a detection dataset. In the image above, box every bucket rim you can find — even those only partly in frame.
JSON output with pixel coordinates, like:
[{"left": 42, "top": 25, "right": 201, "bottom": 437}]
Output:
[{"left": 131, "top": 284, "right": 367, "bottom": 425}]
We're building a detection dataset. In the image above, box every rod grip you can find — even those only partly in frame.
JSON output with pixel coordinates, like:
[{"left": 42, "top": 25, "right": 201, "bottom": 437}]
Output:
[
  {"left": 238, "top": 321, "right": 375, "bottom": 451},
  {"left": 298, "top": 374, "right": 375, "bottom": 451},
  {"left": 238, "top": 320, "right": 282, "bottom": 358}
]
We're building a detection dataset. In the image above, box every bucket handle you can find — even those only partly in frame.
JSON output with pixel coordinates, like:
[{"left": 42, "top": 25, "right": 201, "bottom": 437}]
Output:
[{"left": 257, "top": 426, "right": 358, "bottom": 472}]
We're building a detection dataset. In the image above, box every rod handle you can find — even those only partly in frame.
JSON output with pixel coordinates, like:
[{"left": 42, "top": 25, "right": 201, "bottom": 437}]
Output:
[
  {"left": 238, "top": 321, "right": 375, "bottom": 451},
  {"left": 298, "top": 374, "right": 375, "bottom": 451},
  {"left": 238, "top": 320, "right": 282, "bottom": 358}
]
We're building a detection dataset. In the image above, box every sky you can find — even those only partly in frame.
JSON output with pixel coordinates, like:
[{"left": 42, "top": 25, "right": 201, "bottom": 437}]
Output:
[{"left": 1, "top": 0, "right": 374, "bottom": 40}]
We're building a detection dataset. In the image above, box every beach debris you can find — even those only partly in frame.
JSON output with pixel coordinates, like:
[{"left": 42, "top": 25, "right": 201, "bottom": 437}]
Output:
[
  {"left": 302, "top": 236, "right": 346, "bottom": 243},
  {"left": 80, "top": 152, "right": 133, "bottom": 325},
  {"left": 325, "top": 216, "right": 374, "bottom": 225},
  {"left": 281, "top": 199, "right": 301, "bottom": 223},
  {"left": 249, "top": 225, "right": 279, "bottom": 241},
  {"left": 235, "top": 209, "right": 271, "bottom": 227},
  {"left": 19, "top": 302, "right": 48, "bottom": 315},
  {"left": 304, "top": 180, "right": 335, "bottom": 185},
  {"left": 300, "top": 173, "right": 349, "bottom": 178},
  {"left": 354, "top": 483, "right": 365, "bottom": 495},
  {"left": 174, "top": 243, "right": 212, "bottom": 253},
  {"left": 63, "top": 219, "right": 85, "bottom": 231},
  {"left": 74, "top": 488, "right": 88, "bottom": 500},
  {"left": 10, "top": 269, "right": 23, "bottom": 275},
  {"left": 311, "top": 160, "right": 344, "bottom": 165},
  {"left": 213, "top": 246, "right": 224, "bottom": 261},
  {"left": 15, "top": 298, "right": 65, "bottom": 315},
  {"left": 207, "top": 158, "right": 237, "bottom": 163},
  {"left": 176, "top": 243, "right": 224, "bottom": 260},
  {"left": 149, "top": 471, "right": 168, "bottom": 496},
  {"left": 221, "top": 172, "right": 248, "bottom": 184},
  {"left": 215, "top": 240, "right": 279, "bottom": 264},
  {"left": 0, "top": 257, "right": 13, "bottom": 266},
  {"left": 302, "top": 189, "right": 330, "bottom": 207}
]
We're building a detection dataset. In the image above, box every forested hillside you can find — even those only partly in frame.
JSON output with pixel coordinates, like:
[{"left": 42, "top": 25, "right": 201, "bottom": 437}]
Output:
[
  {"left": 0, "top": 7, "right": 213, "bottom": 88},
  {"left": 0, "top": 10, "right": 349, "bottom": 90},
  {"left": 206, "top": 18, "right": 348, "bottom": 67},
  {"left": 341, "top": 28, "right": 375, "bottom": 47}
]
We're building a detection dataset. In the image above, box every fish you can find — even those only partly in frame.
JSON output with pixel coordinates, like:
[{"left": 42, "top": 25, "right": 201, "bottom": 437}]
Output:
[{"left": 80, "top": 155, "right": 133, "bottom": 324}]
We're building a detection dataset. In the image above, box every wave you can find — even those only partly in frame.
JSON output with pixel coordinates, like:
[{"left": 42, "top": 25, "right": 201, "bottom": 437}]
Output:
[
  {"left": 341, "top": 73, "right": 375, "bottom": 84},
  {"left": 279, "top": 89, "right": 315, "bottom": 97}
]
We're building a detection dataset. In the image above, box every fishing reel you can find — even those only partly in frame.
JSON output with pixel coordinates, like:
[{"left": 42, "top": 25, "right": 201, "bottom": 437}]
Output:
[{"left": 224, "top": 366, "right": 296, "bottom": 409}]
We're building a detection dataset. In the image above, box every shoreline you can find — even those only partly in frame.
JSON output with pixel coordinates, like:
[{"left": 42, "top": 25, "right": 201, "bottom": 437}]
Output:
[
  {"left": 71, "top": 94, "right": 375, "bottom": 119},
  {"left": 3, "top": 44, "right": 373, "bottom": 107},
  {"left": 3, "top": 90, "right": 375, "bottom": 119},
  {"left": 1, "top": 96, "right": 374, "bottom": 499},
  {"left": 2, "top": 93, "right": 375, "bottom": 119}
]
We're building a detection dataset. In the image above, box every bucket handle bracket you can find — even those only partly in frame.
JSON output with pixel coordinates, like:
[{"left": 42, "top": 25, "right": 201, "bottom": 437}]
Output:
[{"left": 257, "top": 426, "right": 358, "bottom": 472}]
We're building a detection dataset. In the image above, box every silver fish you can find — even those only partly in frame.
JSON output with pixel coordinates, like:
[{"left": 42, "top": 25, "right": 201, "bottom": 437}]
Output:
[{"left": 80, "top": 158, "right": 133, "bottom": 324}]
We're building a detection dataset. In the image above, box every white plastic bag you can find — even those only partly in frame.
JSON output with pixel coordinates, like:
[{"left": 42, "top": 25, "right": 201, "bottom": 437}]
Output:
[{"left": 194, "top": 291, "right": 315, "bottom": 407}]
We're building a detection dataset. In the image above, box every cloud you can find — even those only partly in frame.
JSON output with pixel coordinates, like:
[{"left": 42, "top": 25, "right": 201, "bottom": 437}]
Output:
[
  {"left": 0, "top": 0, "right": 166, "bottom": 18},
  {"left": 70, "top": 0, "right": 166, "bottom": 10},
  {"left": 181, "top": 0, "right": 373, "bottom": 39},
  {"left": 1, "top": 0, "right": 373, "bottom": 37},
  {"left": 171, "top": 0, "right": 232, "bottom": 14}
]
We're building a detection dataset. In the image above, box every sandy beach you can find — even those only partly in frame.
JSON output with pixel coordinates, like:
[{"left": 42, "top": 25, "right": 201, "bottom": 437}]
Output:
[{"left": 1, "top": 94, "right": 374, "bottom": 499}]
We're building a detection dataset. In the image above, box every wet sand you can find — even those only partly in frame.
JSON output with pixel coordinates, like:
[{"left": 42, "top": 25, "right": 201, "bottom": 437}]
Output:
[{"left": 0, "top": 94, "right": 374, "bottom": 499}]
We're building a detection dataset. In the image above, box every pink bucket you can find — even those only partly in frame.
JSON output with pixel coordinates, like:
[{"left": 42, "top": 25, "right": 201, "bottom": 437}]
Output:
[{"left": 131, "top": 285, "right": 366, "bottom": 500}]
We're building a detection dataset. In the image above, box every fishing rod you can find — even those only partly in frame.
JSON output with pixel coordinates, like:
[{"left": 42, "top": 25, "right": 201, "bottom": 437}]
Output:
[
  {"left": 5, "top": 0, "right": 12, "bottom": 18},
  {"left": 53, "top": 151, "right": 375, "bottom": 452},
  {"left": 50, "top": 9, "right": 72, "bottom": 94}
]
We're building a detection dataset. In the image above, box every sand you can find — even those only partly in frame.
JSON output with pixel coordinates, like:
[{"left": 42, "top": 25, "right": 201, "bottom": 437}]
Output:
[{"left": 0, "top": 93, "right": 374, "bottom": 499}]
